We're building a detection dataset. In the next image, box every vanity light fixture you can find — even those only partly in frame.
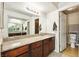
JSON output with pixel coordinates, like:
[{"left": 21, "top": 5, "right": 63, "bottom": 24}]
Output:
[{"left": 26, "top": 7, "right": 39, "bottom": 15}]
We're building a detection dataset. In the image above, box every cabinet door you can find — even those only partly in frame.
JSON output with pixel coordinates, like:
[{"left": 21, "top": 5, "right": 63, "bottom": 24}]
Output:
[
  {"left": 43, "top": 39, "right": 50, "bottom": 57},
  {"left": 49, "top": 37, "right": 55, "bottom": 52},
  {"left": 31, "top": 41, "right": 42, "bottom": 57},
  {"left": 31, "top": 41, "right": 42, "bottom": 49},
  {"left": 31, "top": 46, "right": 42, "bottom": 57},
  {"left": 2, "top": 45, "right": 29, "bottom": 57},
  {"left": 43, "top": 44, "right": 49, "bottom": 57},
  {"left": 0, "top": 2, "right": 4, "bottom": 28},
  {"left": 43, "top": 37, "right": 55, "bottom": 56}
]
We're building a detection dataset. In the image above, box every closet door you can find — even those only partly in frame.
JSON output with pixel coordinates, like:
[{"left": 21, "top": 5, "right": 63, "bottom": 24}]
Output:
[
  {"left": 59, "top": 12, "right": 67, "bottom": 51},
  {"left": 0, "top": 2, "right": 4, "bottom": 29}
]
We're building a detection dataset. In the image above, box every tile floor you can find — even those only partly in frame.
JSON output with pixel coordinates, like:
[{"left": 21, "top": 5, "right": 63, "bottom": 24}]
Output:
[
  {"left": 48, "top": 46, "right": 79, "bottom": 57},
  {"left": 48, "top": 51, "right": 69, "bottom": 57}
]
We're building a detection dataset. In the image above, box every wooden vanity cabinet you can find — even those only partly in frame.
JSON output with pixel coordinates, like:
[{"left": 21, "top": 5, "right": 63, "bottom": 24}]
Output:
[
  {"left": 2, "top": 45, "right": 30, "bottom": 57},
  {"left": 43, "top": 37, "right": 55, "bottom": 57},
  {"left": 2, "top": 37, "right": 55, "bottom": 57},
  {"left": 30, "top": 41, "right": 42, "bottom": 57}
]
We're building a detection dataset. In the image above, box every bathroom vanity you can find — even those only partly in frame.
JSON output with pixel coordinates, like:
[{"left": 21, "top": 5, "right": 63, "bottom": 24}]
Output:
[{"left": 1, "top": 34, "right": 55, "bottom": 57}]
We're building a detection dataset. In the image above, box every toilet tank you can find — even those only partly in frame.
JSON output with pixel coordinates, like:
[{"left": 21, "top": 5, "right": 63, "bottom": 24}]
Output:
[{"left": 69, "top": 33, "right": 77, "bottom": 43}]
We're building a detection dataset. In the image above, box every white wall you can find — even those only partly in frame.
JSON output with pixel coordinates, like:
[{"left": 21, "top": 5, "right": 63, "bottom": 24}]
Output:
[
  {"left": 68, "top": 12, "right": 79, "bottom": 33},
  {"left": 39, "top": 13, "right": 47, "bottom": 33},
  {"left": 68, "top": 12, "right": 79, "bottom": 25},
  {"left": 2, "top": 9, "right": 31, "bottom": 38},
  {"left": 47, "top": 11, "right": 60, "bottom": 52}
]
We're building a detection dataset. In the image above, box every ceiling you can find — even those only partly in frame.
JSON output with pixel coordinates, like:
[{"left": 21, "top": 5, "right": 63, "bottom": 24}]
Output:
[
  {"left": 4, "top": 2, "right": 58, "bottom": 16},
  {"left": 63, "top": 5, "right": 79, "bottom": 14}
]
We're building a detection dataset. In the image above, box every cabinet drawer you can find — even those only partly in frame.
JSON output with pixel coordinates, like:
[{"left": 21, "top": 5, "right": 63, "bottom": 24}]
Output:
[
  {"left": 2, "top": 45, "right": 29, "bottom": 57},
  {"left": 31, "top": 41, "right": 42, "bottom": 49}
]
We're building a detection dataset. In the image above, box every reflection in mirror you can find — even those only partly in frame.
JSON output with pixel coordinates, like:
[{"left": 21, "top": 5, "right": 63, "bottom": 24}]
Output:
[
  {"left": 35, "top": 18, "right": 39, "bottom": 34},
  {"left": 8, "top": 18, "right": 28, "bottom": 37},
  {"left": 39, "top": 24, "right": 42, "bottom": 31}
]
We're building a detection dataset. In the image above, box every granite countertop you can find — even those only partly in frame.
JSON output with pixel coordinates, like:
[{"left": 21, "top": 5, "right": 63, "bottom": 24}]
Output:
[{"left": 2, "top": 33, "right": 55, "bottom": 52}]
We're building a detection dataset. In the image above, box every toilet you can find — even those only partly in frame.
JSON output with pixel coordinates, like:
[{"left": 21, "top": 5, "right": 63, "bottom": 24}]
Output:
[{"left": 69, "top": 34, "right": 76, "bottom": 48}]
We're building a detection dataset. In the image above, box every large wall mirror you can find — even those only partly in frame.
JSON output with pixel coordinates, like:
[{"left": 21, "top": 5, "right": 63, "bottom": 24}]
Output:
[
  {"left": 3, "top": 2, "right": 40, "bottom": 38},
  {"left": 8, "top": 17, "right": 28, "bottom": 37}
]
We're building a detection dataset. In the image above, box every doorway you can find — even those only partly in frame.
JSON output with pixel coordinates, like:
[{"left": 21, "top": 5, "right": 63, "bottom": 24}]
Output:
[
  {"left": 60, "top": 5, "right": 79, "bottom": 56},
  {"left": 35, "top": 18, "right": 39, "bottom": 34}
]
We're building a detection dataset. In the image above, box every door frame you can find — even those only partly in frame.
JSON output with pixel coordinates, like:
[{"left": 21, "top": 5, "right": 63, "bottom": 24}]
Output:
[
  {"left": 59, "top": 4, "right": 79, "bottom": 52},
  {"left": 59, "top": 11, "right": 60, "bottom": 52},
  {"left": 59, "top": 11, "right": 67, "bottom": 52},
  {"left": 35, "top": 18, "right": 39, "bottom": 34}
]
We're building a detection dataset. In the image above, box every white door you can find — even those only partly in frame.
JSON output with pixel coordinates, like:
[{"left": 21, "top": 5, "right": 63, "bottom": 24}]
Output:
[{"left": 59, "top": 12, "right": 67, "bottom": 52}]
